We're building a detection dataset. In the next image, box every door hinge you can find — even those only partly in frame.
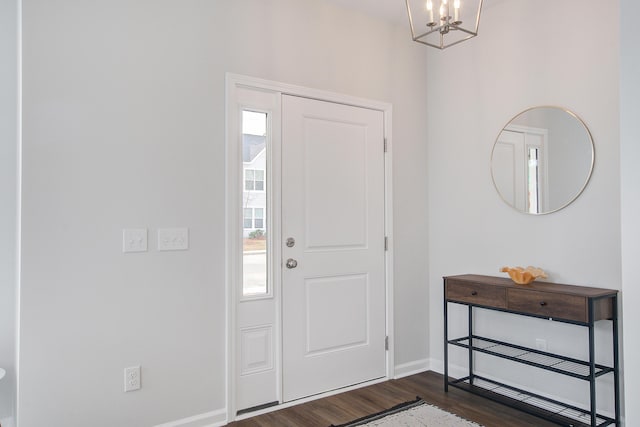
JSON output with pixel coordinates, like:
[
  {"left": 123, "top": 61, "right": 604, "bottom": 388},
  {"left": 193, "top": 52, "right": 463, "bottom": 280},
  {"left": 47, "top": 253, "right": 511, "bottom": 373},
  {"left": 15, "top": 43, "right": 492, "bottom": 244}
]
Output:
[
  {"left": 385, "top": 336, "right": 389, "bottom": 351},
  {"left": 384, "top": 236, "right": 388, "bottom": 251},
  {"left": 383, "top": 138, "right": 388, "bottom": 153}
]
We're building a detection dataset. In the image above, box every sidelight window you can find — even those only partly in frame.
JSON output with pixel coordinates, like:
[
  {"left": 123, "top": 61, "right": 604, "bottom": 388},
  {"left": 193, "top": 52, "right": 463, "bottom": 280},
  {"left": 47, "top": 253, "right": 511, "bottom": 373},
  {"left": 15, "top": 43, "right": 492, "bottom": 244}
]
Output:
[{"left": 242, "top": 110, "right": 268, "bottom": 296}]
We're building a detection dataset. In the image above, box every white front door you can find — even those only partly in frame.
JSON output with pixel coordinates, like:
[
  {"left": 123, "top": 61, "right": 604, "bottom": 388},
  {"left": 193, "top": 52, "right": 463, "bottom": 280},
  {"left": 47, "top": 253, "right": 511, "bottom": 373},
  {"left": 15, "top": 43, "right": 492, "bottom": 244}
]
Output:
[{"left": 281, "top": 95, "right": 386, "bottom": 402}]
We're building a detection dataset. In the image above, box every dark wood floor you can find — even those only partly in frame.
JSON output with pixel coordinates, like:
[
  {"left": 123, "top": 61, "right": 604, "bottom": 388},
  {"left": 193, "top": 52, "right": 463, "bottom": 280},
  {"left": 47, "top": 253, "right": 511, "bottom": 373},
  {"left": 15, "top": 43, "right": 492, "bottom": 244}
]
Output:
[{"left": 228, "top": 371, "right": 557, "bottom": 426}]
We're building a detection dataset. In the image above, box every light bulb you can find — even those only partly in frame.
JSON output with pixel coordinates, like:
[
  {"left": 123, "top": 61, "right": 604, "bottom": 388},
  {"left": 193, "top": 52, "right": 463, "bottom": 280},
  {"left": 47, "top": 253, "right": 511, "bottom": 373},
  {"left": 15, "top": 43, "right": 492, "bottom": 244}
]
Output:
[{"left": 427, "top": 0, "right": 434, "bottom": 24}]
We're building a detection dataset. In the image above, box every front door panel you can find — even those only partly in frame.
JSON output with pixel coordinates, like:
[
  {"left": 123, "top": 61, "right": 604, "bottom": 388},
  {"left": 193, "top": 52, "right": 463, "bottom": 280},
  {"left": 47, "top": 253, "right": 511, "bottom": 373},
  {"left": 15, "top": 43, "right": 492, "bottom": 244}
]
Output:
[{"left": 281, "top": 95, "right": 386, "bottom": 402}]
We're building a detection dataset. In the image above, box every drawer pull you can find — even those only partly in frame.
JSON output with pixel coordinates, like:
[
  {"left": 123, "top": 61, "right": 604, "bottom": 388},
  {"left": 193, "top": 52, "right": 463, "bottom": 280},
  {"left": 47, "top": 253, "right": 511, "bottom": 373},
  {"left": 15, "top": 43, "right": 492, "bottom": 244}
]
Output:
[
  {"left": 471, "top": 291, "right": 478, "bottom": 296},
  {"left": 540, "top": 301, "right": 547, "bottom": 306}
]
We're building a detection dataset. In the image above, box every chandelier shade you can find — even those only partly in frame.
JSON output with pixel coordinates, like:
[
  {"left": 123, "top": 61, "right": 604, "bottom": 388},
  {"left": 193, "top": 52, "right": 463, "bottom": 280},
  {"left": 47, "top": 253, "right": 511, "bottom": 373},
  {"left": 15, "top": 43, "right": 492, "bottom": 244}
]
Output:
[{"left": 406, "top": 0, "right": 483, "bottom": 49}]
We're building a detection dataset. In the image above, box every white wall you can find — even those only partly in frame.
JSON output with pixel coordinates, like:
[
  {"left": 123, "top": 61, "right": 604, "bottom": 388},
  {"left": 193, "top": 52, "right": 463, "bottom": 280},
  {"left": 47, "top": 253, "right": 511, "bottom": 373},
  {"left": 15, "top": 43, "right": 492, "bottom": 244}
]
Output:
[
  {"left": 427, "top": 0, "right": 620, "bottom": 414},
  {"left": 620, "top": 0, "right": 640, "bottom": 424},
  {"left": 0, "top": 0, "right": 18, "bottom": 424},
  {"left": 19, "top": 0, "right": 429, "bottom": 425}
]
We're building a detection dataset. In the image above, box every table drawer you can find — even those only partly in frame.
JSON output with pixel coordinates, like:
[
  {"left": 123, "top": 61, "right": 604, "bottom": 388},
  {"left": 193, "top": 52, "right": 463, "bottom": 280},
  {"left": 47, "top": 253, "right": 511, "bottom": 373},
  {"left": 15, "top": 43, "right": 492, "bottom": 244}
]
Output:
[
  {"left": 446, "top": 280, "right": 507, "bottom": 308},
  {"left": 508, "top": 289, "right": 587, "bottom": 322}
]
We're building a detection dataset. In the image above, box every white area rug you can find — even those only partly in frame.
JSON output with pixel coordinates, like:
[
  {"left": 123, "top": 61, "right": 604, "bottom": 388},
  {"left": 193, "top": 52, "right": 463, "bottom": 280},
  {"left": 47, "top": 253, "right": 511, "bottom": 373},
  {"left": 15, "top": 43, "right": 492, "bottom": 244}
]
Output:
[{"left": 334, "top": 399, "right": 483, "bottom": 427}]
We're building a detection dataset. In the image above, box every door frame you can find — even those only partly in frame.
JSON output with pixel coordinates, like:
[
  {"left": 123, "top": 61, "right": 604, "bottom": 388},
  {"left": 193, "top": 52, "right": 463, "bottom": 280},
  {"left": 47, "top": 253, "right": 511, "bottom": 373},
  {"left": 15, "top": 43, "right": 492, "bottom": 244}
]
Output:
[{"left": 225, "top": 73, "right": 394, "bottom": 423}]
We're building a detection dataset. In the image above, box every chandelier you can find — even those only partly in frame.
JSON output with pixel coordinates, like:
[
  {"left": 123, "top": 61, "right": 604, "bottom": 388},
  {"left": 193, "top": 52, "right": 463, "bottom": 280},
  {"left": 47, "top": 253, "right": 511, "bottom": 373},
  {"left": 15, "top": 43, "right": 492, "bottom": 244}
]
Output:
[{"left": 405, "top": 0, "right": 483, "bottom": 49}]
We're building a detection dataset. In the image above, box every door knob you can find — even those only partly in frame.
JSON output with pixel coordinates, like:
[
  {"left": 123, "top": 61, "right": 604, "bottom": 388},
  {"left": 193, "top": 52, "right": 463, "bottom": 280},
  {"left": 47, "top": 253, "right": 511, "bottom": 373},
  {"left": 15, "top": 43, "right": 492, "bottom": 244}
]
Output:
[{"left": 286, "top": 258, "right": 298, "bottom": 269}]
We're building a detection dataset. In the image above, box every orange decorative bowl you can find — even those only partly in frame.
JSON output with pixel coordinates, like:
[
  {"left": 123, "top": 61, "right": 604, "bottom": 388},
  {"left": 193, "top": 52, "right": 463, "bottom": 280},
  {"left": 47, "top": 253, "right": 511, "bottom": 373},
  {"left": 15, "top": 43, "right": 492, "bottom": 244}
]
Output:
[{"left": 500, "top": 266, "right": 547, "bottom": 285}]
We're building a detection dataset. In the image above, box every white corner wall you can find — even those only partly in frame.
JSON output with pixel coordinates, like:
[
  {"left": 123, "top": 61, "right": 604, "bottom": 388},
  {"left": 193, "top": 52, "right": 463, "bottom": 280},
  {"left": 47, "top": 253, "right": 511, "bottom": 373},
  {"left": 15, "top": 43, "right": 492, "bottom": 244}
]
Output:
[
  {"left": 19, "top": 1, "right": 429, "bottom": 425},
  {"left": 0, "top": 0, "right": 18, "bottom": 425},
  {"left": 620, "top": 0, "right": 640, "bottom": 424},
  {"left": 427, "top": 0, "right": 620, "bottom": 415}
]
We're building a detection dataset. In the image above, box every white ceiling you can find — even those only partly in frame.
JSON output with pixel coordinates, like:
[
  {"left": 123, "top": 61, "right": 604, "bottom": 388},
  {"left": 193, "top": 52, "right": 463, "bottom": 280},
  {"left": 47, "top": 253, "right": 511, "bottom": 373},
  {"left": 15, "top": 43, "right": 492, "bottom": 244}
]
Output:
[{"left": 321, "top": 0, "right": 408, "bottom": 25}]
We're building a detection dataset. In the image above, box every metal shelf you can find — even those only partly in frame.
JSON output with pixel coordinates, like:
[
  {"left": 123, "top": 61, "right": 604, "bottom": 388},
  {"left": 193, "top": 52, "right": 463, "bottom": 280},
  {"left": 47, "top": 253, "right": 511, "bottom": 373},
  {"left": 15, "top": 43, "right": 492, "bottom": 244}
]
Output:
[
  {"left": 450, "top": 375, "right": 615, "bottom": 427},
  {"left": 448, "top": 335, "right": 614, "bottom": 381}
]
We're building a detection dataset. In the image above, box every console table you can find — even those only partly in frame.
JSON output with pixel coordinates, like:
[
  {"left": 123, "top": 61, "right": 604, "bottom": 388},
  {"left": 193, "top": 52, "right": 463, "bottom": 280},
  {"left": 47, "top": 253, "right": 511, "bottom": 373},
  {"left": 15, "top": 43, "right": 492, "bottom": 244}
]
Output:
[{"left": 444, "top": 274, "right": 619, "bottom": 427}]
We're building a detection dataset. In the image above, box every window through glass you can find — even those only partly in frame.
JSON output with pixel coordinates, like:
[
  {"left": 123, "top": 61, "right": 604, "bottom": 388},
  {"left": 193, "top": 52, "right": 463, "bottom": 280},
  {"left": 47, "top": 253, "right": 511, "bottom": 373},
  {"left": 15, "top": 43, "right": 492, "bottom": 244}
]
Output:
[
  {"left": 254, "top": 208, "right": 264, "bottom": 229},
  {"left": 245, "top": 170, "right": 255, "bottom": 190},
  {"left": 242, "top": 110, "right": 268, "bottom": 296},
  {"left": 243, "top": 208, "right": 253, "bottom": 229}
]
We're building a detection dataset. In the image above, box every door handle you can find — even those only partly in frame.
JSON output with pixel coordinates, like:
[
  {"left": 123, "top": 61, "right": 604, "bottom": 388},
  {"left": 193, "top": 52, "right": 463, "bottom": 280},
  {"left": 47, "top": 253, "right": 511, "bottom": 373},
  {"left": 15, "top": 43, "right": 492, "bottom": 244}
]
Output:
[{"left": 286, "top": 258, "right": 298, "bottom": 269}]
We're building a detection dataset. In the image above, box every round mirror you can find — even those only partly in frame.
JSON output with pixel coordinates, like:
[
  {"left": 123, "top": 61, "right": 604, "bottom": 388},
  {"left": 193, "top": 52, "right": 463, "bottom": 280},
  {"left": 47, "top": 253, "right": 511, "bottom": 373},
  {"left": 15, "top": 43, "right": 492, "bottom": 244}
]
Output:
[{"left": 491, "top": 106, "right": 594, "bottom": 214}]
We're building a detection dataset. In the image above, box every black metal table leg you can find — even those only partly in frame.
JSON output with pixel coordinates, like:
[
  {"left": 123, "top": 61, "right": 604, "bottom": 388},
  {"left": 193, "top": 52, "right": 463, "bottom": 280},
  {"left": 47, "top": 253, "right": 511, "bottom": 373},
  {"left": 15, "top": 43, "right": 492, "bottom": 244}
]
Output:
[
  {"left": 588, "top": 299, "right": 596, "bottom": 427},
  {"left": 444, "top": 284, "right": 449, "bottom": 392},
  {"left": 613, "top": 295, "right": 620, "bottom": 426},
  {"left": 468, "top": 305, "right": 474, "bottom": 384}
]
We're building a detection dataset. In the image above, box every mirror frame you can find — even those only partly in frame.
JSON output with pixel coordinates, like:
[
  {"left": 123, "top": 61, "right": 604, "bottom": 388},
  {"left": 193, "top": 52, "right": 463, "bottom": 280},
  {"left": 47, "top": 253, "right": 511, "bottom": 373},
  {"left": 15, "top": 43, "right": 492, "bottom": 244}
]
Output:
[{"left": 491, "top": 106, "right": 595, "bottom": 215}]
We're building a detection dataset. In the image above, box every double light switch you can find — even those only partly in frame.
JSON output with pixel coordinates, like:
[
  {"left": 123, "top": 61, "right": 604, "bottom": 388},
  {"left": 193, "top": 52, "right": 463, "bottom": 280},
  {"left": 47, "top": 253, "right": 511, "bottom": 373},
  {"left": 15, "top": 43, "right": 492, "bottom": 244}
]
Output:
[
  {"left": 157, "top": 228, "right": 189, "bottom": 251},
  {"left": 122, "top": 228, "right": 189, "bottom": 252}
]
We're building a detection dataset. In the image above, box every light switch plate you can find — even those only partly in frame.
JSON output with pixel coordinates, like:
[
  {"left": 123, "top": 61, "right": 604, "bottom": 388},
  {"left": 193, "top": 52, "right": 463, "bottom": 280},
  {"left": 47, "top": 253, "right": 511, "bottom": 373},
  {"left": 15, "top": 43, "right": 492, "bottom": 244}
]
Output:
[
  {"left": 158, "top": 228, "right": 189, "bottom": 251},
  {"left": 123, "top": 228, "right": 148, "bottom": 253}
]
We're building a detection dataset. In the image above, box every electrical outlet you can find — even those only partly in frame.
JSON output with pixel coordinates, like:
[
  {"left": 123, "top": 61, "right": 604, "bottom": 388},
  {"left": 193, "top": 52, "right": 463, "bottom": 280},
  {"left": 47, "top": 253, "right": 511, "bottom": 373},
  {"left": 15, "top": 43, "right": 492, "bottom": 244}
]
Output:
[
  {"left": 535, "top": 338, "right": 547, "bottom": 352},
  {"left": 157, "top": 228, "right": 189, "bottom": 251},
  {"left": 124, "top": 366, "right": 141, "bottom": 392},
  {"left": 123, "top": 229, "right": 148, "bottom": 253}
]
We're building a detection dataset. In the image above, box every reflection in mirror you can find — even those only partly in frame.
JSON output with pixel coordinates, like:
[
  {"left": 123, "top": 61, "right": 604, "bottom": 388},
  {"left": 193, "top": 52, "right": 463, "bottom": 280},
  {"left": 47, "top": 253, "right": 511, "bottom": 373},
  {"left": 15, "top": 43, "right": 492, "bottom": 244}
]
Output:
[{"left": 491, "top": 107, "right": 594, "bottom": 214}]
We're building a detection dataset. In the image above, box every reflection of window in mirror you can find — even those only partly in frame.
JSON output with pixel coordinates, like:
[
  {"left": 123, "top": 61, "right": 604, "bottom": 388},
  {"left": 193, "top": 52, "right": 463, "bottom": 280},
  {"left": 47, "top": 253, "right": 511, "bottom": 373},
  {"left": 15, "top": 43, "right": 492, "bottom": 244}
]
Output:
[
  {"left": 493, "top": 125, "right": 548, "bottom": 213},
  {"left": 527, "top": 147, "right": 540, "bottom": 214}
]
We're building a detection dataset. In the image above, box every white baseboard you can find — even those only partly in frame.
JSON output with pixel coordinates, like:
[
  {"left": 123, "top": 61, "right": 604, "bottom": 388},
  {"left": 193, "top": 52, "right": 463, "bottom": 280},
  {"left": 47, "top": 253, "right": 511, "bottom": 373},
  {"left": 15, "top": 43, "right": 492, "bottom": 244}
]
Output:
[
  {"left": 393, "top": 358, "right": 458, "bottom": 379},
  {"left": 428, "top": 358, "right": 444, "bottom": 375},
  {"left": 393, "top": 358, "right": 430, "bottom": 379},
  {"left": 153, "top": 408, "right": 227, "bottom": 427}
]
